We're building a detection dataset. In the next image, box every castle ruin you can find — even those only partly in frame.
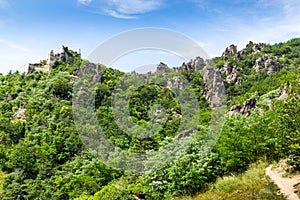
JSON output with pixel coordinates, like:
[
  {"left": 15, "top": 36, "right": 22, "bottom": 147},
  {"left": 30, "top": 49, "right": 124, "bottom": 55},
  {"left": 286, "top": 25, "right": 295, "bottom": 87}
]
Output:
[{"left": 21, "top": 45, "right": 81, "bottom": 75}]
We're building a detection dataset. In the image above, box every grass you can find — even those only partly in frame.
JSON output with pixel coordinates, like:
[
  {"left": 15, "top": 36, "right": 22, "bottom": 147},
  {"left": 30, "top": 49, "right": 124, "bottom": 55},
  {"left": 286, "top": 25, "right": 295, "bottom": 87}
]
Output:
[
  {"left": 0, "top": 170, "right": 6, "bottom": 195},
  {"left": 177, "top": 162, "right": 286, "bottom": 200}
]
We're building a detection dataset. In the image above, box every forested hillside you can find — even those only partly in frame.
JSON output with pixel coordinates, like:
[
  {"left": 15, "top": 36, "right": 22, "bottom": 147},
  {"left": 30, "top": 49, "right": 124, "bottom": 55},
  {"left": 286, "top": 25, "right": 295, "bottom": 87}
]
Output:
[{"left": 0, "top": 39, "right": 299, "bottom": 199}]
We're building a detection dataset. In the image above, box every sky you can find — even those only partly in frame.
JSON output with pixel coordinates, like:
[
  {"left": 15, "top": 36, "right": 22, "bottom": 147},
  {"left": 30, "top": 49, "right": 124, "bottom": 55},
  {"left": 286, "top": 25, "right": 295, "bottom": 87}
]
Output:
[{"left": 0, "top": 0, "right": 300, "bottom": 73}]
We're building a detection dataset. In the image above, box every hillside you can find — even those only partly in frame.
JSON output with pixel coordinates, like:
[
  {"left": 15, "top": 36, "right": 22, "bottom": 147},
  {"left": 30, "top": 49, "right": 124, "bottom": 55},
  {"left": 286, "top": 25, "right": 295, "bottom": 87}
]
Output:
[{"left": 0, "top": 38, "right": 299, "bottom": 200}]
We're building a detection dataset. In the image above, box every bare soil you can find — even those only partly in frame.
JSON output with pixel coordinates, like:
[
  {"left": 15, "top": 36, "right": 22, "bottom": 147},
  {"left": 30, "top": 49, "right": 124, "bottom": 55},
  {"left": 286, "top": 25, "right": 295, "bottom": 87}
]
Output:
[{"left": 266, "top": 161, "right": 300, "bottom": 200}]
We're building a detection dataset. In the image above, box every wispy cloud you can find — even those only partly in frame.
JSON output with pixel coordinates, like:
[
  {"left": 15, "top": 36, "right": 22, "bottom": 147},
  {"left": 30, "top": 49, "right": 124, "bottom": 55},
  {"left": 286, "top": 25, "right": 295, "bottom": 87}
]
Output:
[
  {"left": 104, "top": 9, "right": 137, "bottom": 19},
  {"left": 0, "top": 39, "right": 30, "bottom": 52},
  {"left": 243, "top": 0, "right": 300, "bottom": 42},
  {"left": 0, "top": 0, "right": 9, "bottom": 9},
  {"left": 107, "top": 0, "right": 163, "bottom": 15},
  {"left": 79, "top": 0, "right": 164, "bottom": 19},
  {"left": 77, "top": 0, "right": 93, "bottom": 5}
]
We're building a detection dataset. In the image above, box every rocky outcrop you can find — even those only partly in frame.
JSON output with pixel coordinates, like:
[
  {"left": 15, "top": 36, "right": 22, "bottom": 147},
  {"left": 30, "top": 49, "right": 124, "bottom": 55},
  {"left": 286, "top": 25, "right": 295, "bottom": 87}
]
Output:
[
  {"left": 21, "top": 46, "right": 81, "bottom": 75},
  {"left": 228, "top": 98, "right": 256, "bottom": 116},
  {"left": 246, "top": 41, "right": 266, "bottom": 53},
  {"left": 222, "top": 44, "right": 237, "bottom": 58},
  {"left": 228, "top": 104, "right": 242, "bottom": 115},
  {"left": 204, "top": 69, "right": 226, "bottom": 106},
  {"left": 254, "top": 55, "right": 268, "bottom": 72},
  {"left": 175, "top": 57, "right": 205, "bottom": 78},
  {"left": 13, "top": 107, "right": 26, "bottom": 120},
  {"left": 252, "top": 43, "right": 266, "bottom": 53},
  {"left": 222, "top": 62, "right": 232, "bottom": 76},
  {"left": 234, "top": 50, "right": 248, "bottom": 61},
  {"left": 189, "top": 56, "right": 205, "bottom": 71},
  {"left": 79, "top": 62, "right": 102, "bottom": 82},
  {"left": 220, "top": 62, "right": 240, "bottom": 85},
  {"left": 167, "top": 76, "right": 184, "bottom": 90},
  {"left": 265, "top": 58, "right": 281, "bottom": 75},
  {"left": 226, "top": 66, "right": 239, "bottom": 84},
  {"left": 155, "top": 62, "right": 170, "bottom": 77},
  {"left": 254, "top": 55, "right": 281, "bottom": 75}
]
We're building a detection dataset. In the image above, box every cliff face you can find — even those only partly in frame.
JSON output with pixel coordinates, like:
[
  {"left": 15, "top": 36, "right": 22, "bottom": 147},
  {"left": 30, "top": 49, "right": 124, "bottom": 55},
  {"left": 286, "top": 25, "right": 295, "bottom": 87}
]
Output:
[{"left": 21, "top": 45, "right": 81, "bottom": 75}]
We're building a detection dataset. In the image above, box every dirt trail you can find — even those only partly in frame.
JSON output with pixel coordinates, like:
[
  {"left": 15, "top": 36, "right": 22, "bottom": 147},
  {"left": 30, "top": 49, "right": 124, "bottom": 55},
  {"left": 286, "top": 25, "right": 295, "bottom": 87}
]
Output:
[{"left": 266, "top": 164, "right": 300, "bottom": 200}]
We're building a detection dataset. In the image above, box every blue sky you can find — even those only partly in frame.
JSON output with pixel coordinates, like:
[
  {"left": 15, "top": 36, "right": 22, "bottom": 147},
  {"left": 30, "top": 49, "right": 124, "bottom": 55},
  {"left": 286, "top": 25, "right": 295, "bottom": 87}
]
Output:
[{"left": 0, "top": 0, "right": 300, "bottom": 73}]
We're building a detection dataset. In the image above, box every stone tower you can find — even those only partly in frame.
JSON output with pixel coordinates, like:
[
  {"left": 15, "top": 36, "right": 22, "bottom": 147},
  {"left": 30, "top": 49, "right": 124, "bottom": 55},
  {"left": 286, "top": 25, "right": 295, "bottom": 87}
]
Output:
[{"left": 46, "top": 50, "right": 55, "bottom": 66}]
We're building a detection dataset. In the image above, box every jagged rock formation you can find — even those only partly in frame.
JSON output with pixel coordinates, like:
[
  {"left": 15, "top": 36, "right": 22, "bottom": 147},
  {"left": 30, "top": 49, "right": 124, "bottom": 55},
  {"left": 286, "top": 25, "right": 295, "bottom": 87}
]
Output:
[
  {"left": 175, "top": 57, "right": 205, "bottom": 78},
  {"left": 203, "top": 68, "right": 226, "bottom": 106},
  {"left": 220, "top": 62, "right": 240, "bottom": 84},
  {"left": 222, "top": 44, "right": 237, "bottom": 58},
  {"left": 252, "top": 43, "right": 266, "bottom": 53},
  {"left": 253, "top": 55, "right": 281, "bottom": 75},
  {"left": 21, "top": 45, "right": 81, "bottom": 75},
  {"left": 246, "top": 41, "right": 266, "bottom": 53},
  {"left": 78, "top": 62, "right": 102, "bottom": 83},
  {"left": 222, "top": 62, "right": 232, "bottom": 76},
  {"left": 234, "top": 50, "right": 248, "bottom": 61},
  {"left": 228, "top": 98, "right": 256, "bottom": 116},
  {"left": 155, "top": 62, "right": 170, "bottom": 77}
]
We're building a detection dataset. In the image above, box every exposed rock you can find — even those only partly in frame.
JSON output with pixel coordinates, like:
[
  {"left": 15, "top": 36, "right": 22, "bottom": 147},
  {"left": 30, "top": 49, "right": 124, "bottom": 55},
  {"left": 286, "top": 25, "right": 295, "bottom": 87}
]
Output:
[
  {"left": 220, "top": 62, "right": 240, "bottom": 84},
  {"left": 79, "top": 62, "right": 102, "bottom": 82},
  {"left": 278, "top": 81, "right": 290, "bottom": 100},
  {"left": 167, "top": 76, "right": 184, "bottom": 90},
  {"left": 155, "top": 62, "right": 170, "bottom": 76},
  {"left": 235, "top": 79, "right": 242, "bottom": 85},
  {"left": 204, "top": 69, "right": 226, "bottom": 106},
  {"left": 92, "top": 64, "right": 102, "bottom": 82},
  {"left": 226, "top": 66, "right": 239, "bottom": 84},
  {"left": 234, "top": 50, "right": 248, "bottom": 61},
  {"left": 228, "top": 98, "right": 256, "bottom": 116},
  {"left": 203, "top": 68, "right": 214, "bottom": 85},
  {"left": 265, "top": 58, "right": 281, "bottom": 75},
  {"left": 240, "top": 98, "right": 256, "bottom": 116},
  {"left": 253, "top": 55, "right": 281, "bottom": 75},
  {"left": 171, "top": 108, "right": 181, "bottom": 118},
  {"left": 252, "top": 43, "right": 266, "bottom": 53},
  {"left": 254, "top": 55, "right": 268, "bottom": 72},
  {"left": 190, "top": 56, "right": 205, "bottom": 71},
  {"left": 222, "top": 44, "right": 237, "bottom": 58},
  {"left": 175, "top": 57, "right": 205, "bottom": 78},
  {"left": 13, "top": 107, "right": 26, "bottom": 120},
  {"left": 246, "top": 41, "right": 266, "bottom": 53},
  {"left": 222, "top": 62, "right": 232, "bottom": 76},
  {"left": 228, "top": 104, "right": 242, "bottom": 115},
  {"left": 246, "top": 41, "right": 254, "bottom": 47}
]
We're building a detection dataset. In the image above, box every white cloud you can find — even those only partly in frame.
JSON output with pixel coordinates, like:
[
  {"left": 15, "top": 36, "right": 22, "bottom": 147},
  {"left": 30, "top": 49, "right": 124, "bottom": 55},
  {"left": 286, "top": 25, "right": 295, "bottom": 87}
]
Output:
[
  {"left": 78, "top": 0, "right": 164, "bottom": 18},
  {"left": 77, "top": 0, "right": 93, "bottom": 5},
  {"left": 0, "top": 39, "right": 30, "bottom": 52},
  {"left": 107, "top": 0, "right": 163, "bottom": 15},
  {"left": 0, "top": 0, "right": 9, "bottom": 9},
  {"left": 104, "top": 9, "right": 137, "bottom": 19}
]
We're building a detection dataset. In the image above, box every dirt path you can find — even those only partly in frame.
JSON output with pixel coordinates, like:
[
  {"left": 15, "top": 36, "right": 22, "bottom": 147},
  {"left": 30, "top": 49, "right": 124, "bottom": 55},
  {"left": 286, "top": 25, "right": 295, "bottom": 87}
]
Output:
[{"left": 266, "top": 164, "right": 300, "bottom": 200}]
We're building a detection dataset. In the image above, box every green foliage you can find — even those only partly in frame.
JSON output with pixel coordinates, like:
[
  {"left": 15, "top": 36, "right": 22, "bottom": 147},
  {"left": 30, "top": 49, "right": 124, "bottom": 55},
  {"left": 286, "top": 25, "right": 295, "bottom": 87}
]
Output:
[{"left": 0, "top": 38, "right": 299, "bottom": 199}]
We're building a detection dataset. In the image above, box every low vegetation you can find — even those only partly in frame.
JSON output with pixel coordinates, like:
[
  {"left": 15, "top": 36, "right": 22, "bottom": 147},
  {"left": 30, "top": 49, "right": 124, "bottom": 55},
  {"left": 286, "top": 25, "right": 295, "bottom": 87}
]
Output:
[{"left": 178, "top": 162, "right": 285, "bottom": 200}]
